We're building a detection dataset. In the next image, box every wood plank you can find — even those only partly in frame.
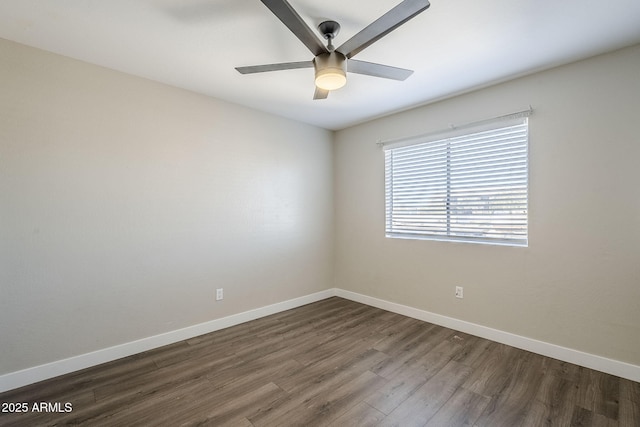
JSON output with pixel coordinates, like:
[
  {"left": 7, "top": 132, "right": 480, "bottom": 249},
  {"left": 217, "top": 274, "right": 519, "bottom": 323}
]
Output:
[
  {"left": 371, "top": 325, "right": 454, "bottom": 379},
  {"left": 424, "top": 387, "right": 490, "bottom": 426},
  {"left": 71, "top": 377, "right": 215, "bottom": 426},
  {"left": 473, "top": 350, "right": 545, "bottom": 427},
  {"left": 378, "top": 360, "right": 473, "bottom": 427},
  {"left": 619, "top": 378, "right": 640, "bottom": 427},
  {"left": 372, "top": 318, "right": 433, "bottom": 355},
  {"left": 461, "top": 341, "right": 521, "bottom": 397},
  {"left": 520, "top": 373, "right": 577, "bottom": 426},
  {"left": 364, "top": 365, "right": 431, "bottom": 416},
  {"left": 93, "top": 353, "right": 241, "bottom": 401},
  {"left": 540, "top": 355, "right": 581, "bottom": 382},
  {"left": 328, "top": 401, "right": 386, "bottom": 427},
  {"left": 248, "top": 353, "right": 387, "bottom": 426},
  {"left": 276, "top": 370, "right": 387, "bottom": 426},
  {"left": 575, "top": 368, "right": 620, "bottom": 421},
  {"left": 175, "top": 382, "right": 288, "bottom": 427},
  {"left": 571, "top": 406, "right": 618, "bottom": 427},
  {"left": 451, "top": 335, "right": 497, "bottom": 368},
  {"left": 365, "top": 338, "right": 462, "bottom": 415}
]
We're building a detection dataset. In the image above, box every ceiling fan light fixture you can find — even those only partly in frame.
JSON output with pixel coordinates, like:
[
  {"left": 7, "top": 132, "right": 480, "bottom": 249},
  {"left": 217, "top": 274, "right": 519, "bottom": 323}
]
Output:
[
  {"left": 315, "top": 69, "right": 346, "bottom": 91},
  {"left": 314, "top": 52, "right": 347, "bottom": 91}
]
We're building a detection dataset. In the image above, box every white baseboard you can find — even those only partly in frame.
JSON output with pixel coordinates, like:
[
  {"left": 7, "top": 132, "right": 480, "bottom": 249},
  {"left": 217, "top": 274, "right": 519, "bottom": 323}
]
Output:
[
  {"left": 334, "top": 289, "right": 640, "bottom": 383},
  {"left": 0, "top": 289, "right": 334, "bottom": 393},
  {"left": 3, "top": 287, "right": 638, "bottom": 393}
]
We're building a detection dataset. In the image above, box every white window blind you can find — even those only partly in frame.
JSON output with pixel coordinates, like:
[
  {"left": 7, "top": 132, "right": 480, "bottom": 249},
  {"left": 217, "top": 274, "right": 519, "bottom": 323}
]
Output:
[{"left": 384, "top": 116, "right": 528, "bottom": 246}]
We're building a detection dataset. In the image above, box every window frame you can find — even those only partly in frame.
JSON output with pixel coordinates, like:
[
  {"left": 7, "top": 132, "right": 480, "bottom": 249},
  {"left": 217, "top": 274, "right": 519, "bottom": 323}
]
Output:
[{"left": 383, "top": 116, "right": 529, "bottom": 247}]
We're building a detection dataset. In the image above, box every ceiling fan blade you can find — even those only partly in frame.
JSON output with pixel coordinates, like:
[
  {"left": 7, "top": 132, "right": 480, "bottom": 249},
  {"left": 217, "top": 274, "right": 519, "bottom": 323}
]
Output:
[
  {"left": 348, "top": 59, "right": 413, "bottom": 80},
  {"left": 336, "top": 0, "right": 430, "bottom": 59},
  {"left": 261, "top": 0, "right": 328, "bottom": 56},
  {"left": 313, "top": 87, "right": 329, "bottom": 100},
  {"left": 235, "top": 61, "right": 313, "bottom": 74}
]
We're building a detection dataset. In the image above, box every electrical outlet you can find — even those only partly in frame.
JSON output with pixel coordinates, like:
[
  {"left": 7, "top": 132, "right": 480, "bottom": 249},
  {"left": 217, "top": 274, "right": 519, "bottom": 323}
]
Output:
[
  {"left": 216, "top": 288, "right": 224, "bottom": 301},
  {"left": 455, "top": 286, "right": 464, "bottom": 299}
]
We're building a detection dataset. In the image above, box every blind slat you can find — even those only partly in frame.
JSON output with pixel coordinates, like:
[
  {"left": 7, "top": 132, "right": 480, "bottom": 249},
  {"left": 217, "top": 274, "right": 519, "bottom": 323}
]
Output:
[{"left": 385, "top": 117, "right": 528, "bottom": 246}]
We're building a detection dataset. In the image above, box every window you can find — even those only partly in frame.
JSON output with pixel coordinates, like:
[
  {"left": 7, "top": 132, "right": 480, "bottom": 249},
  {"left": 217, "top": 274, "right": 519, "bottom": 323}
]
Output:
[{"left": 384, "top": 116, "right": 528, "bottom": 246}]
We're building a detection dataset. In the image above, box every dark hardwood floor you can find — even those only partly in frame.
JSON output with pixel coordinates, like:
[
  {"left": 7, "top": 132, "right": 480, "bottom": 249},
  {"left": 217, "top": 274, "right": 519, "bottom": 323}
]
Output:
[{"left": 1, "top": 297, "right": 638, "bottom": 426}]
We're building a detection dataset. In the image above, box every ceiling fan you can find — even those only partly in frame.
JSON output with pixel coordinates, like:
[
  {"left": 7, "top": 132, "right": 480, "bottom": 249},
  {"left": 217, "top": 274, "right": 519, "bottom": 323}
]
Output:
[{"left": 235, "top": 0, "right": 431, "bottom": 99}]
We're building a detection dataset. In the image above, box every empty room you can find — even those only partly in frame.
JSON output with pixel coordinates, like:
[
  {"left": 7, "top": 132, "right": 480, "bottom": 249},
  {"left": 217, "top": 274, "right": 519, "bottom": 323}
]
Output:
[{"left": 1, "top": 0, "right": 639, "bottom": 426}]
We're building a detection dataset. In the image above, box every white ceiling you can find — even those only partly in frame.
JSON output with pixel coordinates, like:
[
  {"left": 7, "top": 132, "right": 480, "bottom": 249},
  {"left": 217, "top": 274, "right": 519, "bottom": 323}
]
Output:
[{"left": 1, "top": 0, "right": 639, "bottom": 130}]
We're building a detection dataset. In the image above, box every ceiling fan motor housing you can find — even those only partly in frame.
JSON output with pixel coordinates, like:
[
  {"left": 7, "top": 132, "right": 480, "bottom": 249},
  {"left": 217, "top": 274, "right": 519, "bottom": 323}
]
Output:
[
  {"left": 314, "top": 52, "right": 347, "bottom": 90},
  {"left": 318, "top": 20, "right": 340, "bottom": 40}
]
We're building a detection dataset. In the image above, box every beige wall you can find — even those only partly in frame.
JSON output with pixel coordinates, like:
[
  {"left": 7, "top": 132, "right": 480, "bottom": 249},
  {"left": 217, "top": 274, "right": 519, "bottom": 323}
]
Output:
[
  {"left": 2, "top": 34, "right": 639, "bottom": 379},
  {"left": 0, "top": 39, "right": 333, "bottom": 375},
  {"left": 334, "top": 44, "right": 640, "bottom": 366}
]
